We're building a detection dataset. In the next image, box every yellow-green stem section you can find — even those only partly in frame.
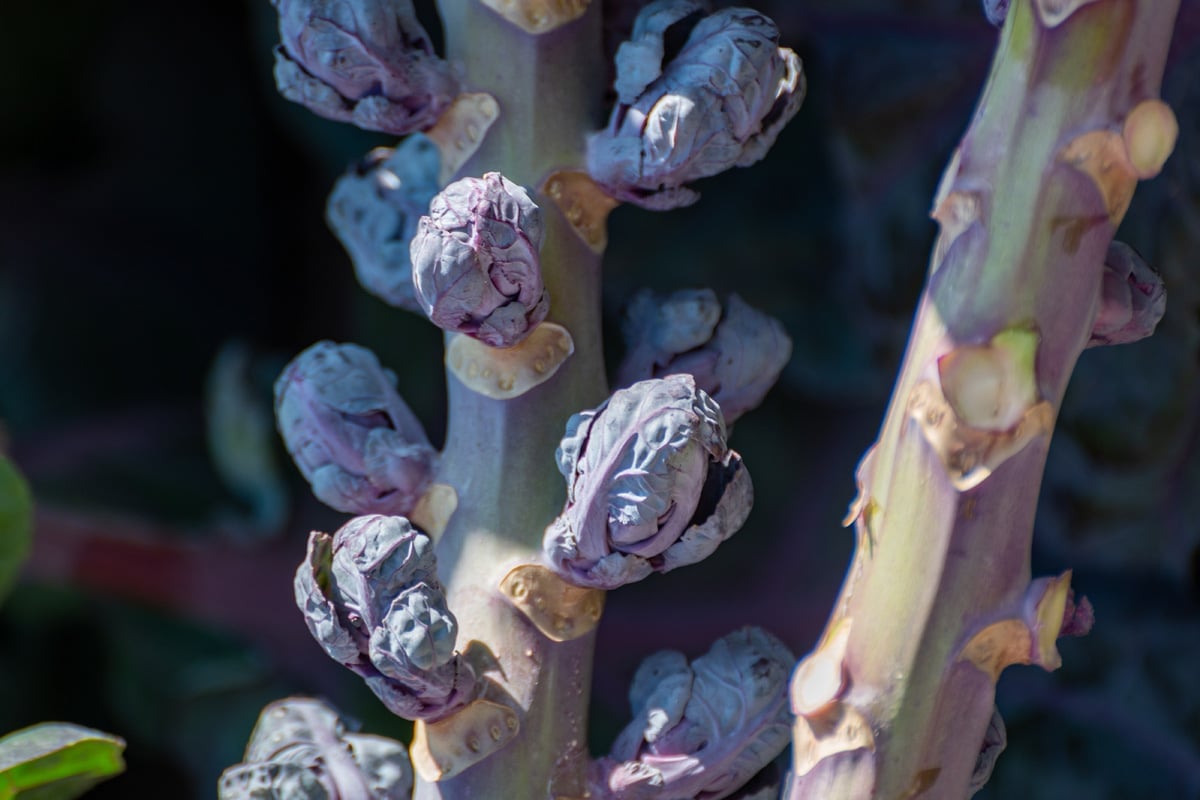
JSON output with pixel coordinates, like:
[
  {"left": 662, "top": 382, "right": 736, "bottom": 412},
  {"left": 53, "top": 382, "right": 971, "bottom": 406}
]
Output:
[{"left": 793, "top": 2, "right": 1180, "bottom": 797}]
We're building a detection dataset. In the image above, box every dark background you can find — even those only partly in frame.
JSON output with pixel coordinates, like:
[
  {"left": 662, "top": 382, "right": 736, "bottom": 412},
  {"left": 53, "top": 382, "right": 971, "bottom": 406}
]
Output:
[{"left": 2, "top": 0, "right": 1198, "bottom": 796}]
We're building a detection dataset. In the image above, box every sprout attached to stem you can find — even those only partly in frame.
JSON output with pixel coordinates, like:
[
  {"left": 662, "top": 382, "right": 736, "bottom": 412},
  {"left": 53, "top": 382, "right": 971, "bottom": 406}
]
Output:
[
  {"left": 294, "top": 515, "right": 476, "bottom": 721},
  {"left": 410, "top": 172, "right": 550, "bottom": 347},
  {"left": 275, "top": 341, "right": 435, "bottom": 516},
  {"left": 545, "top": 374, "right": 753, "bottom": 589}
]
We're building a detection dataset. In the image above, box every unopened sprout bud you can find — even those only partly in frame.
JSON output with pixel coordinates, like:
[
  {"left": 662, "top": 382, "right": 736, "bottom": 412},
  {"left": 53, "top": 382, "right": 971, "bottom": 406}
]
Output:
[
  {"left": 619, "top": 290, "right": 792, "bottom": 423},
  {"left": 588, "top": 2, "right": 805, "bottom": 209},
  {"left": 275, "top": 341, "right": 434, "bottom": 516},
  {"left": 1087, "top": 241, "right": 1167, "bottom": 348},
  {"left": 294, "top": 515, "right": 476, "bottom": 721},
  {"left": 327, "top": 136, "right": 442, "bottom": 313},
  {"left": 411, "top": 172, "right": 549, "bottom": 347},
  {"left": 219, "top": 697, "right": 413, "bottom": 800},
  {"left": 595, "top": 627, "right": 794, "bottom": 799},
  {"left": 544, "top": 374, "right": 753, "bottom": 589},
  {"left": 270, "top": 0, "right": 460, "bottom": 135}
]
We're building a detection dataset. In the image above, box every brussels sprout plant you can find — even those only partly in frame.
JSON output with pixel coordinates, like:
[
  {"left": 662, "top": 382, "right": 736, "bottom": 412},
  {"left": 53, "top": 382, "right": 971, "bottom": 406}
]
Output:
[{"left": 224, "top": 0, "right": 1185, "bottom": 798}]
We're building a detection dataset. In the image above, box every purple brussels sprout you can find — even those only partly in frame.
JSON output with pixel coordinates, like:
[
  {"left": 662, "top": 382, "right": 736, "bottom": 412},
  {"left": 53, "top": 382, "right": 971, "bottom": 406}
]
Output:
[
  {"left": 327, "top": 136, "right": 442, "bottom": 313},
  {"left": 587, "top": 1, "right": 805, "bottom": 209},
  {"left": 1086, "top": 241, "right": 1166, "bottom": 348},
  {"left": 410, "top": 172, "right": 549, "bottom": 347},
  {"left": 270, "top": 0, "right": 460, "bottom": 134},
  {"left": 618, "top": 290, "right": 792, "bottom": 424},
  {"left": 219, "top": 697, "right": 413, "bottom": 800},
  {"left": 294, "top": 515, "right": 476, "bottom": 721},
  {"left": 592, "top": 627, "right": 795, "bottom": 800},
  {"left": 275, "top": 341, "right": 434, "bottom": 516},
  {"left": 544, "top": 374, "right": 753, "bottom": 590}
]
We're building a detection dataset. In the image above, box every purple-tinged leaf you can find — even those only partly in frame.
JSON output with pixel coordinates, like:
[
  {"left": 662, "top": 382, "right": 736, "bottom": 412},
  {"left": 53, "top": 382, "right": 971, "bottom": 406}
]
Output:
[
  {"left": 410, "top": 172, "right": 549, "bottom": 347},
  {"left": 275, "top": 341, "right": 434, "bottom": 516}
]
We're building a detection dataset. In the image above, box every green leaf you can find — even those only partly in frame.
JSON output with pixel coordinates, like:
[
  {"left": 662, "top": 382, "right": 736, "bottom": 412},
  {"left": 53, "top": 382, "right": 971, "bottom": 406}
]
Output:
[
  {"left": 0, "top": 723, "right": 126, "bottom": 800},
  {"left": 0, "top": 455, "right": 33, "bottom": 605}
]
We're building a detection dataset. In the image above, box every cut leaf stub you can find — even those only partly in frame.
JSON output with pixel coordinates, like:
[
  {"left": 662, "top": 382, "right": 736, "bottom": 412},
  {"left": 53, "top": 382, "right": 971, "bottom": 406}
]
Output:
[
  {"left": 910, "top": 330, "right": 1053, "bottom": 491},
  {"left": 544, "top": 374, "right": 753, "bottom": 589},
  {"left": 958, "top": 571, "right": 1089, "bottom": 681},
  {"left": 500, "top": 563, "right": 605, "bottom": 642}
]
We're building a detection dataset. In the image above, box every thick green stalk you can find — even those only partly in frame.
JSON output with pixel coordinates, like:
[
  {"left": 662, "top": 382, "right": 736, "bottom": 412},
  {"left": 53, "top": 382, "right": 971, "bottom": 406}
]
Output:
[
  {"left": 788, "top": 2, "right": 1179, "bottom": 797},
  {"left": 415, "top": 3, "right": 606, "bottom": 798}
]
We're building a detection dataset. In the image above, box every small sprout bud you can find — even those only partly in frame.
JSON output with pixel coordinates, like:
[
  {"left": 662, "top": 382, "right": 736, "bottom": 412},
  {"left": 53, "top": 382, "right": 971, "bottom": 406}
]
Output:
[
  {"left": 275, "top": 341, "right": 435, "bottom": 516},
  {"left": 1088, "top": 241, "right": 1166, "bottom": 347},
  {"left": 588, "top": 2, "right": 805, "bottom": 209},
  {"left": 937, "top": 328, "right": 1039, "bottom": 433},
  {"left": 911, "top": 328, "right": 1054, "bottom": 491},
  {"left": 544, "top": 374, "right": 753, "bottom": 589},
  {"left": 270, "top": 0, "right": 460, "bottom": 134},
  {"left": 790, "top": 619, "right": 851, "bottom": 719},
  {"left": 327, "top": 136, "right": 442, "bottom": 313},
  {"left": 411, "top": 173, "right": 550, "bottom": 347},
  {"left": 595, "top": 628, "right": 794, "bottom": 800},
  {"left": 219, "top": 697, "right": 413, "bottom": 800},
  {"left": 1123, "top": 99, "right": 1178, "bottom": 179},
  {"left": 293, "top": 515, "right": 476, "bottom": 721},
  {"left": 619, "top": 289, "right": 792, "bottom": 423}
]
